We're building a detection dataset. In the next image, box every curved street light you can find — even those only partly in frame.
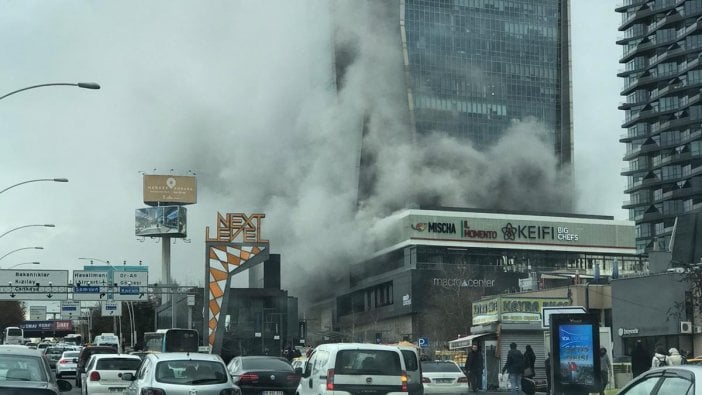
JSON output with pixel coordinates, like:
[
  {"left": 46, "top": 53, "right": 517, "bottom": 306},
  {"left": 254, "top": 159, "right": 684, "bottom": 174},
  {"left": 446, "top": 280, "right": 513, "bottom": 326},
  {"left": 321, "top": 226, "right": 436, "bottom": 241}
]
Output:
[
  {"left": 78, "top": 257, "right": 112, "bottom": 266},
  {"left": 0, "top": 224, "right": 55, "bottom": 239},
  {"left": 0, "top": 82, "right": 100, "bottom": 102},
  {"left": 0, "top": 246, "right": 43, "bottom": 262},
  {"left": 0, "top": 178, "right": 68, "bottom": 195},
  {"left": 5, "top": 261, "right": 40, "bottom": 269}
]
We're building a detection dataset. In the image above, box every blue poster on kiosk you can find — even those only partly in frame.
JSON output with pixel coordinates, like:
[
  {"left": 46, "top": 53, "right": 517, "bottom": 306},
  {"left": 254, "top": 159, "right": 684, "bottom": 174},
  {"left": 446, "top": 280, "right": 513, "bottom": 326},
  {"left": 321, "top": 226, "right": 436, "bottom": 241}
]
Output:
[{"left": 550, "top": 313, "right": 601, "bottom": 394}]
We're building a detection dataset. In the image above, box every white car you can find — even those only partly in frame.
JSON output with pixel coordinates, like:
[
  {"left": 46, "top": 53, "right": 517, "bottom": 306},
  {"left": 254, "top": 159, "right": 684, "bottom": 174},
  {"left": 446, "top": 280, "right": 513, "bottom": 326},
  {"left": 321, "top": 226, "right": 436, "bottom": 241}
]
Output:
[
  {"left": 56, "top": 350, "right": 81, "bottom": 378},
  {"left": 297, "top": 343, "right": 409, "bottom": 395},
  {"left": 616, "top": 365, "right": 702, "bottom": 394},
  {"left": 420, "top": 360, "right": 469, "bottom": 395},
  {"left": 81, "top": 353, "right": 142, "bottom": 395},
  {"left": 122, "top": 352, "right": 239, "bottom": 395}
]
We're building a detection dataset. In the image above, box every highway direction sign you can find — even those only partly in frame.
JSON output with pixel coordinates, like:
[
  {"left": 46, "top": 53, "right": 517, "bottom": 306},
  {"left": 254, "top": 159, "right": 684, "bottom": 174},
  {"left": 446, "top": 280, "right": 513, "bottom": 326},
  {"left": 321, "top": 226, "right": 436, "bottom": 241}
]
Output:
[
  {"left": 101, "top": 300, "right": 122, "bottom": 317},
  {"left": 61, "top": 301, "right": 81, "bottom": 320},
  {"left": 112, "top": 271, "right": 148, "bottom": 301},
  {"left": 72, "top": 271, "right": 109, "bottom": 301},
  {"left": 0, "top": 269, "right": 69, "bottom": 300}
]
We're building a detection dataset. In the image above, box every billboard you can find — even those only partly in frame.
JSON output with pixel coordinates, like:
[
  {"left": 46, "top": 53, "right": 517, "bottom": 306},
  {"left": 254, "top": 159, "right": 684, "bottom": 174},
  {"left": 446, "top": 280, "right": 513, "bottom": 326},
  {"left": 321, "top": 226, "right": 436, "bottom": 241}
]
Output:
[
  {"left": 143, "top": 175, "right": 196, "bottom": 205},
  {"left": 135, "top": 206, "right": 187, "bottom": 238}
]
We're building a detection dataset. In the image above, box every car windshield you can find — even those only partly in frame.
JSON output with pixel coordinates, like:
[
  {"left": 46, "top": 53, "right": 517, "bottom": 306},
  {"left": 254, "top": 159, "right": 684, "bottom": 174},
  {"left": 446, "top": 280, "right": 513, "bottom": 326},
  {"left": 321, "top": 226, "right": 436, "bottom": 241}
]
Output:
[
  {"left": 96, "top": 358, "right": 141, "bottom": 370},
  {"left": 0, "top": 356, "right": 47, "bottom": 382},
  {"left": 242, "top": 358, "right": 292, "bottom": 371},
  {"left": 63, "top": 351, "right": 80, "bottom": 359},
  {"left": 421, "top": 362, "right": 462, "bottom": 373},
  {"left": 156, "top": 360, "right": 228, "bottom": 385}
]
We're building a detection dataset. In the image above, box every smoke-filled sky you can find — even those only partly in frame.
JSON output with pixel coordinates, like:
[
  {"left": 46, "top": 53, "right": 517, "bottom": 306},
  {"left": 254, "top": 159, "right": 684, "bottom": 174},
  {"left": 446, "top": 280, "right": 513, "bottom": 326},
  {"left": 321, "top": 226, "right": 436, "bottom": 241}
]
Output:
[{"left": 0, "top": 1, "right": 625, "bottom": 303}]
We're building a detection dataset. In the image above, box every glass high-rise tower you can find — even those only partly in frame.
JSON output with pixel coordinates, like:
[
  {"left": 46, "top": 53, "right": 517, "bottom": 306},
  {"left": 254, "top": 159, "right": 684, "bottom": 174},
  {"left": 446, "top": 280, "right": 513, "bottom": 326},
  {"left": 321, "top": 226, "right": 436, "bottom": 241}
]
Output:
[
  {"left": 617, "top": 0, "right": 702, "bottom": 254},
  {"left": 402, "top": 0, "right": 572, "bottom": 156},
  {"left": 348, "top": 0, "right": 574, "bottom": 205}
]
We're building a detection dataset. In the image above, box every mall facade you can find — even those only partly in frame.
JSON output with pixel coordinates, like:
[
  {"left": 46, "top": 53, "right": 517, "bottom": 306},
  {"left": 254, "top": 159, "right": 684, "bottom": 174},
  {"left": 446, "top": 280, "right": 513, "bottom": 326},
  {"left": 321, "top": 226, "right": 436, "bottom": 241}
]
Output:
[{"left": 303, "top": 207, "right": 641, "bottom": 350}]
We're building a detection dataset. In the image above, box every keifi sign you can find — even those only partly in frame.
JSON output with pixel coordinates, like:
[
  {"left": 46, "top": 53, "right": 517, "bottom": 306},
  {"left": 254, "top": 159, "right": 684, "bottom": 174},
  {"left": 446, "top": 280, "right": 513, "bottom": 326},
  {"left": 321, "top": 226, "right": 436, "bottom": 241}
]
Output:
[{"left": 472, "top": 296, "right": 570, "bottom": 325}]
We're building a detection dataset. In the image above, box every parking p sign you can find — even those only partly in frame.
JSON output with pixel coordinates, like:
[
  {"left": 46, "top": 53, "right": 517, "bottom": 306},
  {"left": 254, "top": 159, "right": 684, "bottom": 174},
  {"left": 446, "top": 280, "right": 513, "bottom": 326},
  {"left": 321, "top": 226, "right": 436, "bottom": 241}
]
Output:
[{"left": 418, "top": 337, "right": 429, "bottom": 348}]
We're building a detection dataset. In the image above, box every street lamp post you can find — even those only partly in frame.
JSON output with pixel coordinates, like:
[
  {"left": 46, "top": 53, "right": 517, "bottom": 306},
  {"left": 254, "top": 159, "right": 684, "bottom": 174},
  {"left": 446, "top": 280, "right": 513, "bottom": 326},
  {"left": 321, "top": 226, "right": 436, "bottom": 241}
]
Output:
[
  {"left": 0, "top": 224, "right": 55, "bottom": 239},
  {"left": 0, "top": 178, "right": 68, "bottom": 195},
  {"left": 0, "top": 82, "right": 100, "bottom": 102},
  {"left": 0, "top": 246, "right": 43, "bottom": 262},
  {"left": 4, "top": 262, "right": 40, "bottom": 269}
]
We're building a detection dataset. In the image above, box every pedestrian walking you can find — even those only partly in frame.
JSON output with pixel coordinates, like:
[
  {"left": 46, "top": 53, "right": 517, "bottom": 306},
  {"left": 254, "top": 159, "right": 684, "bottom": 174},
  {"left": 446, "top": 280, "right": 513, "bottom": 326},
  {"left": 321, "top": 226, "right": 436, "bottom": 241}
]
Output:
[
  {"left": 631, "top": 340, "right": 650, "bottom": 377},
  {"left": 651, "top": 345, "right": 669, "bottom": 367},
  {"left": 545, "top": 352, "right": 551, "bottom": 395},
  {"left": 501, "top": 342, "right": 524, "bottom": 394},
  {"left": 668, "top": 348, "right": 684, "bottom": 366},
  {"left": 599, "top": 347, "right": 611, "bottom": 395},
  {"left": 523, "top": 345, "right": 536, "bottom": 378},
  {"left": 464, "top": 344, "right": 483, "bottom": 393}
]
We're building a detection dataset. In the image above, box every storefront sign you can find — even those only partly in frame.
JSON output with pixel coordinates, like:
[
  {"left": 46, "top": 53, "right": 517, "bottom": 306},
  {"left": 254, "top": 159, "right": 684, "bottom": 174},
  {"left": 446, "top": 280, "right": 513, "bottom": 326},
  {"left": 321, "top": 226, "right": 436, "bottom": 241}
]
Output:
[
  {"left": 399, "top": 212, "right": 635, "bottom": 251},
  {"left": 433, "top": 278, "right": 495, "bottom": 288},
  {"left": 618, "top": 327, "right": 640, "bottom": 336},
  {"left": 205, "top": 212, "right": 268, "bottom": 243},
  {"left": 472, "top": 296, "right": 571, "bottom": 325}
]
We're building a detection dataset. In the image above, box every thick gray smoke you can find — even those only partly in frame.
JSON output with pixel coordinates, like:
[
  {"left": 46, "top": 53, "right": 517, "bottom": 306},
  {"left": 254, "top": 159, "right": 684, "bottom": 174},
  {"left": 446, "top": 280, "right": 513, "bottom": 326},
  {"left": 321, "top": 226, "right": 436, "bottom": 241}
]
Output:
[{"left": 153, "top": 1, "right": 573, "bottom": 303}]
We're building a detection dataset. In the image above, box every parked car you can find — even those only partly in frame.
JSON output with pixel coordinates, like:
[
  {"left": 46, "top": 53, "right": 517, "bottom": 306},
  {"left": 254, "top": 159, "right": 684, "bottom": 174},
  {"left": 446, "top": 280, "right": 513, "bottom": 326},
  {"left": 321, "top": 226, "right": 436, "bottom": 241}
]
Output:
[
  {"left": 81, "top": 353, "right": 142, "bottom": 395},
  {"left": 0, "top": 344, "right": 72, "bottom": 393},
  {"left": 297, "top": 343, "right": 409, "bottom": 395},
  {"left": 122, "top": 352, "right": 240, "bottom": 395},
  {"left": 73, "top": 345, "right": 118, "bottom": 388},
  {"left": 227, "top": 355, "right": 299, "bottom": 395},
  {"left": 56, "top": 350, "right": 81, "bottom": 378},
  {"left": 420, "top": 360, "right": 469, "bottom": 395},
  {"left": 616, "top": 365, "right": 702, "bottom": 394}
]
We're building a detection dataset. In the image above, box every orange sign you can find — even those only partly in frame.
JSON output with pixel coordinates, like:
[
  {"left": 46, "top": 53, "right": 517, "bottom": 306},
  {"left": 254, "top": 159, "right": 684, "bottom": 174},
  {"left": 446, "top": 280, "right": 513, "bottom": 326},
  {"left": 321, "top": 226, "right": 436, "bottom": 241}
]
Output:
[{"left": 205, "top": 212, "right": 268, "bottom": 243}]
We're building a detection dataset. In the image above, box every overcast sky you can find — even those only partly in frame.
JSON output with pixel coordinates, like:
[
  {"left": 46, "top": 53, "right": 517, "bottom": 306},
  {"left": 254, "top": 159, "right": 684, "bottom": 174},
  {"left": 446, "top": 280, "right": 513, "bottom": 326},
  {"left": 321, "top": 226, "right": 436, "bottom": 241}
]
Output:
[{"left": 0, "top": 1, "right": 626, "bottom": 301}]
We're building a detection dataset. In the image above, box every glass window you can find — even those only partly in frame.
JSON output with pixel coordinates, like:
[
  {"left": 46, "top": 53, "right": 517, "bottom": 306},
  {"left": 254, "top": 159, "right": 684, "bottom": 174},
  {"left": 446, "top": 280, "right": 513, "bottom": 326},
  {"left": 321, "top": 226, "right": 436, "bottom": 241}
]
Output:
[
  {"left": 619, "top": 374, "right": 661, "bottom": 394},
  {"left": 656, "top": 375, "right": 693, "bottom": 394}
]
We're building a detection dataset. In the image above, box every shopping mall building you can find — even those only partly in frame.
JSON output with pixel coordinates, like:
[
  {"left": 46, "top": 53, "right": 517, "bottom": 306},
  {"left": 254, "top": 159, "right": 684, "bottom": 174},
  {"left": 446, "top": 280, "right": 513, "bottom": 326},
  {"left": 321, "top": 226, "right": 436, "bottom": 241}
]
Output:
[{"left": 303, "top": 207, "right": 641, "bottom": 351}]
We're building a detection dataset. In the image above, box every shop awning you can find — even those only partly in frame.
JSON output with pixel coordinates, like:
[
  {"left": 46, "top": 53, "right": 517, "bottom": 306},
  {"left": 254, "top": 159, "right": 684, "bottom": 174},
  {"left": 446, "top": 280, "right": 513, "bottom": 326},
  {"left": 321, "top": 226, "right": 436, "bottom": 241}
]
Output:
[{"left": 448, "top": 333, "right": 489, "bottom": 350}]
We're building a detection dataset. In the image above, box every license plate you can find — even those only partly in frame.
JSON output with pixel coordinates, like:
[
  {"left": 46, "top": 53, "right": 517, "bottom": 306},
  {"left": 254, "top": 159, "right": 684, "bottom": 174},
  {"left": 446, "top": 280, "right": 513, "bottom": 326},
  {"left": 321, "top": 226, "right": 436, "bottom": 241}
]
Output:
[
  {"left": 262, "top": 391, "right": 284, "bottom": 395},
  {"left": 435, "top": 378, "right": 453, "bottom": 384},
  {"left": 108, "top": 388, "right": 125, "bottom": 392}
]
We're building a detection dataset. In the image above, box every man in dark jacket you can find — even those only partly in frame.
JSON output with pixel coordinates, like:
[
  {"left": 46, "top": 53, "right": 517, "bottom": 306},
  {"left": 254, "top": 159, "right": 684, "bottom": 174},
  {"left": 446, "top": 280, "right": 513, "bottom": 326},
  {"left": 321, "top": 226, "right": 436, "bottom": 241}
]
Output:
[
  {"left": 631, "top": 340, "right": 650, "bottom": 377},
  {"left": 464, "top": 344, "right": 484, "bottom": 392},
  {"left": 502, "top": 342, "right": 524, "bottom": 394}
]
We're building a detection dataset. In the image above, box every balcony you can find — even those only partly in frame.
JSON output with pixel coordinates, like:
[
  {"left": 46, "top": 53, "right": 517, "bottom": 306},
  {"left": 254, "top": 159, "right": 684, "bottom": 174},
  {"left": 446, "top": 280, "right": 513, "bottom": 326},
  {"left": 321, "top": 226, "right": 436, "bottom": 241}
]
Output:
[{"left": 616, "top": 0, "right": 647, "bottom": 12}]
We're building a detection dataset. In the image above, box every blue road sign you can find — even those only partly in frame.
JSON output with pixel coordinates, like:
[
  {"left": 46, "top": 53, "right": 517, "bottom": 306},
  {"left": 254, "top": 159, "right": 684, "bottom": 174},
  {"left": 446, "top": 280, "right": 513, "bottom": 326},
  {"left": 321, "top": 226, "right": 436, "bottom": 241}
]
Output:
[
  {"left": 418, "top": 337, "right": 429, "bottom": 348},
  {"left": 119, "top": 286, "right": 140, "bottom": 295},
  {"left": 74, "top": 286, "right": 100, "bottom": 293}
]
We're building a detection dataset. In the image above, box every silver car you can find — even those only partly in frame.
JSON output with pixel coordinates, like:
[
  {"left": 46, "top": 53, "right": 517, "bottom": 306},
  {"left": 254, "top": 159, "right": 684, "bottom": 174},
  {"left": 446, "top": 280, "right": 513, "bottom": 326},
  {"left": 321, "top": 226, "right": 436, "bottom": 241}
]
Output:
[
  {"left": 123, "top": 352, "right": 240, "bottom": 395},
  {"left": 0, "top": 345, "right": 72, "bottom": 393}
]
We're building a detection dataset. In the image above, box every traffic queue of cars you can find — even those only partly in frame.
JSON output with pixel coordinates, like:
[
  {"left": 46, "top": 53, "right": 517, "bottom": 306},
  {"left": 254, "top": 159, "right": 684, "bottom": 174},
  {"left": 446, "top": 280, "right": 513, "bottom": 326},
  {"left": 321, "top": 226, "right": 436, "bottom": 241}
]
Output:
[{"left": 0, "top": 340, "right": 436, "bottom": 395}]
